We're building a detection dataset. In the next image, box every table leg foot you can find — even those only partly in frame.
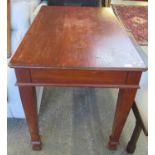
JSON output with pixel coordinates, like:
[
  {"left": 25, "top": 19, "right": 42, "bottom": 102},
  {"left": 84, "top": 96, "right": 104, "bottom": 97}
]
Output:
[
  {"left": 107, "top": 136, "right": 119, "bottom": 150},
  {"left": 32, "top": 139, "right": 42, "bottom": 150}
]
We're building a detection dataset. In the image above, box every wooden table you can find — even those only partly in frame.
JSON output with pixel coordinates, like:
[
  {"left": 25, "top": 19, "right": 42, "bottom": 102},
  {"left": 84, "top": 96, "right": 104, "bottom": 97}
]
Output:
[{"left": 9, "top": 6, "right": 147, "bottom": 151}]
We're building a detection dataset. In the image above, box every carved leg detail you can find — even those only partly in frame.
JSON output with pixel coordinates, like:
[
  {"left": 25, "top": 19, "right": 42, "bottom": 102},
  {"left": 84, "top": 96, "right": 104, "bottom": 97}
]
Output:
[
  {"left": 19, "top": 86, "right": 42, "bottom": 150},
  {"left": 108, "top": 88, "right": 137, "bottom": 150}
]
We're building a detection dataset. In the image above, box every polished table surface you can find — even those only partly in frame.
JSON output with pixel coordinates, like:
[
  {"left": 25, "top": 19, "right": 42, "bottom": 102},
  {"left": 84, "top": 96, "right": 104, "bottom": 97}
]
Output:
[
  {"left": 10, "top": 6, "right": 145, "bottom": 70},
  {"left": 9, "top": 6, "right": 147, "bottom": 151}
]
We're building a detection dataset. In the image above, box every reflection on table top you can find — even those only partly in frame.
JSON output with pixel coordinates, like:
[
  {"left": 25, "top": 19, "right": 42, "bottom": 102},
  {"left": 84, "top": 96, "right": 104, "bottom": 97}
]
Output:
[{"left": 9, "top": 6, "right": 147, "bottom": 71}]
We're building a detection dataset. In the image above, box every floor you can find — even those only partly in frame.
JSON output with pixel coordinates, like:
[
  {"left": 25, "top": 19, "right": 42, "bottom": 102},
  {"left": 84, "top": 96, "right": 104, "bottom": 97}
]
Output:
[
  {"left": 7, "top": 1, "right": 148, "bottom": 155},
  {"left": 8, "top": 88, "right": 148, "bottom": 155}
]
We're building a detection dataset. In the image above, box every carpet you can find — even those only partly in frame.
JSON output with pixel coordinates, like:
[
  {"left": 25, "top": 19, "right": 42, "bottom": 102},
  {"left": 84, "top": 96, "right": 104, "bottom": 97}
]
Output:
[{"left": 112, "top": 4, "right": 148, "bottom": 45}]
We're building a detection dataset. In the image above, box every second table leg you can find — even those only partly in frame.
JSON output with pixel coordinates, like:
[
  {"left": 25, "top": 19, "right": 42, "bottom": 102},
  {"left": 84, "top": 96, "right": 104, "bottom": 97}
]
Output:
[
  {"left": 108, "top": 88, "right": 137, "bottom": 150},
  {"left": 19, "top": 86, "right": 42, "bottom": 150}
]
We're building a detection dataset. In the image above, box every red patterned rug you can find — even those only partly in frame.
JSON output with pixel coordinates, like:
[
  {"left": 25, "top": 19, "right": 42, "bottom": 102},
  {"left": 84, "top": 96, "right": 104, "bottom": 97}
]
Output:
[{"left": 112, "top": 5, "right": 148, "bottom": 45}]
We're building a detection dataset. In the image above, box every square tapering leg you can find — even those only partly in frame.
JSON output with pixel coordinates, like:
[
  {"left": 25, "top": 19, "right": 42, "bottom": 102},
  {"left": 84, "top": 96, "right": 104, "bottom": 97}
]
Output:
[
  {"left": 18, "top": 86, "right": 42, "bottom": 150},
  {"left": 108, "top": 88, "right": 137, "bottom": 150}
]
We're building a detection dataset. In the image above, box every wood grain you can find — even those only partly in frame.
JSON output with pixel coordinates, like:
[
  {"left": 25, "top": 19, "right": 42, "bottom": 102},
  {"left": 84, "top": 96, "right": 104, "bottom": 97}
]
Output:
[
  {"left": 9, "top": 6, "right": 146, "bottom": 71},
  {"left": 31, "top": 69, "right": 127, "bottom": 85}
]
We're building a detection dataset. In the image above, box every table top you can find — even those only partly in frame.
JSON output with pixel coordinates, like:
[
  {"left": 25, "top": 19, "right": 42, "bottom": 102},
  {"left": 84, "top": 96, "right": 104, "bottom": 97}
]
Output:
[{"left": 9, "top": 6, "right": 147, "bottom": 71}]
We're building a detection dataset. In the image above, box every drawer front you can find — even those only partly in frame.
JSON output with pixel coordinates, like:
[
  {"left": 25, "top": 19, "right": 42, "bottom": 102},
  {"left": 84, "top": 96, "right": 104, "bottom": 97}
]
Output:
[{"left": 31, "top": 69, "right": 127, "bottom": 86}]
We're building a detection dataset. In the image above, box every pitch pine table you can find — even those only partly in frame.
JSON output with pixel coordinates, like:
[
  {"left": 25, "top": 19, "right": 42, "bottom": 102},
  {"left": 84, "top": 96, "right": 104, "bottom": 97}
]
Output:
[{"left": 9, "top": 6, "right": 147, "bottom": 151}]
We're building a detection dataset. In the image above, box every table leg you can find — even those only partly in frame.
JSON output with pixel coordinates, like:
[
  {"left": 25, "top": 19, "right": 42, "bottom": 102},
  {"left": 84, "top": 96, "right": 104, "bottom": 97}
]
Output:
[
  {"left": 19, "top": 86, "right": 42, "bottom": 150},
  {"left": 108, "top": 0, "right": 111, "bottom": 7},
  {"left": 126, "top": 121, "right": 142, "bottom": 153},
  {"left": 108, "top": 88, "right": 137, "bottom": 150}
]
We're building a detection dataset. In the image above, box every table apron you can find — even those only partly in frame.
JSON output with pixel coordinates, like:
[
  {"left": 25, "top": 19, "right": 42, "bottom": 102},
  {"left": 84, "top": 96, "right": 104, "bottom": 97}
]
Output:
[{"left": 15, "top": 69, "right": 142, "bottom": 88}]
